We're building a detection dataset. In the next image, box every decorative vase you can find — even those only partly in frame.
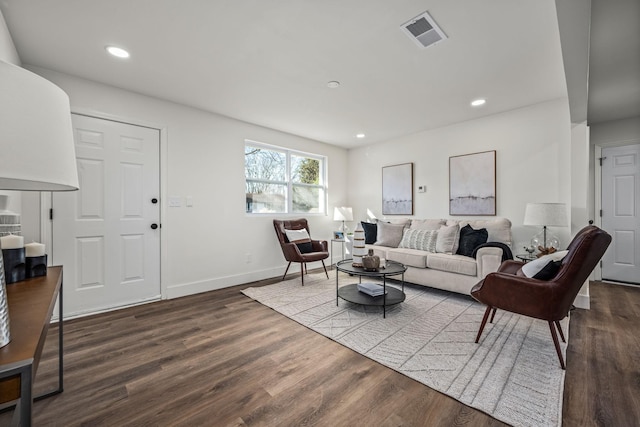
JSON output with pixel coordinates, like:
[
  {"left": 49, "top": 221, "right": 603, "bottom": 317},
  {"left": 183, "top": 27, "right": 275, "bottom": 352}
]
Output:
[
  {"left": 351, "top": 222, "right": 367, "bottom": 267},
  {"left": 362, "top": 249, "right": 380, "bottom": 271}
]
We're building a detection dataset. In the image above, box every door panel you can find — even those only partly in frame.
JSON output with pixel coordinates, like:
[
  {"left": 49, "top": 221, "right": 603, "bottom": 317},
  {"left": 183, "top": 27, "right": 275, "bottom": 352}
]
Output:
[
  {"left": 601, "top": 144, "right": 640, "bottom": 284},
  {"left": 53, "top": 114, "right": 161, "bottom": 316}
]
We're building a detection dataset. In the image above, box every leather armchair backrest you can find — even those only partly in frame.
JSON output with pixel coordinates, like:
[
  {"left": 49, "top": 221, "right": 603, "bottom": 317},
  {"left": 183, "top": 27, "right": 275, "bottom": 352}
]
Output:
[
  {"left": 273, "top": 219, "right": 310, "bottom": 244},
  {"left": 549, "top": 225, "right": 612, "bottom": 318}
]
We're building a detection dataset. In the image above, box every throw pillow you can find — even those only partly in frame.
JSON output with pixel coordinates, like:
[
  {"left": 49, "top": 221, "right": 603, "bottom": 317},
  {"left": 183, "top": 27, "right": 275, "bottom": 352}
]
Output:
[
  {"left": 435, "top": 224, "right": 460, "bottom": 254},
  {"left": 532, "top": 260, "right": 563, "bottom": 280},
  {"left": 374, "top": 222, "right": 405, "bottom": 247},
  {"left": 361, "top": 221, "right": 378, "bottom": 245},
  {"left": 284, "top": 228, "right": 313, "bottom": 253},
  {"left": 456, "top": 224, "right": 489, "bottom": 257},
  {"left": 398, "top": 229, "right": 438, "bottom": 252},
  {"left": 521, "top": 250, "right": 569, "bottom": 278}
]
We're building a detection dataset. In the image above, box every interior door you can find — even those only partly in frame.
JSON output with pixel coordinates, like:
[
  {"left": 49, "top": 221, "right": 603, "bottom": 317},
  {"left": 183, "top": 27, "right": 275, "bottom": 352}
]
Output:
[
  {"left": 52, "top": 114, "right": 161, "bottom": 316},
  {"left": 601, "top": 144, "right": 640, "bottom": 285}
]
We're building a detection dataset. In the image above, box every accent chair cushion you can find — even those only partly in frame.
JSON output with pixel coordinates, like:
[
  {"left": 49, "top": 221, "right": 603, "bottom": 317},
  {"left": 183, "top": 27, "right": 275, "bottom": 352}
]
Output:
[
  {"left": 375, "top": 222, "right": 405, "bottom": 247},
  {"left": 457, "top": 225, "right": 489, "bottom": 257},
  {"left": 520, "top": 250, "right": 569, "bottom": 278},
  {"left": 285, "top": 228, "right": 313, "bottom": 253}
]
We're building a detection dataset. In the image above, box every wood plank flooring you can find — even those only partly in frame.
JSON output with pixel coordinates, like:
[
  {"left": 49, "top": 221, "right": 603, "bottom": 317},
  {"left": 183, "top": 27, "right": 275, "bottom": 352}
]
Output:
[{"left": 0, "top": 279, "right": 638, "bottom": 426}]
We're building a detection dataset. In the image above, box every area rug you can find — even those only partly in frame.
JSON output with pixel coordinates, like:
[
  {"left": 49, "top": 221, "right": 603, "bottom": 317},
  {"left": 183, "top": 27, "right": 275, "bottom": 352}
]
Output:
[{"left": 242, "top": 273, "right": 567, "bottom": 427}]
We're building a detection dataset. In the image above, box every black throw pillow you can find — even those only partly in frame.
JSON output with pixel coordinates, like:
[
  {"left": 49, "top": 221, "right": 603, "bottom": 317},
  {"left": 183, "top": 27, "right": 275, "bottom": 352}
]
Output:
[
  {"left": 457, "top": 224, "right": 488, "bottom": 257},
  {"left": 533, "top": 260, "right": 562, "bottom": 280},
  {"left": 361, "top": 222, "right": 378, "bottom": 245}
]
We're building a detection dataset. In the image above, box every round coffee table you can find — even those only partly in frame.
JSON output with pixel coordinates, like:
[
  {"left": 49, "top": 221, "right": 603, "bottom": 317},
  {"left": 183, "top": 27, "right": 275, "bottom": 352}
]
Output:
[{"left": 335, "top": 259, "right": 407, "bottom": 318}]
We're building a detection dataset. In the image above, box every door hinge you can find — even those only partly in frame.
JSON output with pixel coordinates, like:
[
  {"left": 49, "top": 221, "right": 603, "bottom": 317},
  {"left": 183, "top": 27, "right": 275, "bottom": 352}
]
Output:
[
  {"left": 600, "top": 260, "right": 603, "bottom": 268},
  {"left": 49, "top": 208, "right": 53, "bottom": 220},
  {"left": 599, "top": 156, "right": 607, "bottom": 166},
  {"left": 600, "top": 209, "right": 603, "bottom": 217}
]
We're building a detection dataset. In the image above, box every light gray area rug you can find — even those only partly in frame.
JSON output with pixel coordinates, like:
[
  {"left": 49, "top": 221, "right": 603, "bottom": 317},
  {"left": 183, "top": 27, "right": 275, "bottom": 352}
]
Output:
[{"left": 242, "top": 273, "right": 567, "bottom": 427}]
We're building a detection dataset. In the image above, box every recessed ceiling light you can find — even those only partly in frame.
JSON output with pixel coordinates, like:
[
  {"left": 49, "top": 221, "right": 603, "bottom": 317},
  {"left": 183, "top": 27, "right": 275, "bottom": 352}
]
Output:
[
  {"left": 327, "top": 81, "right": 340, "bottom": 89},
  {"left": 106, "top": 46, "right": 130, "bottom": 59},
  {"left": 471, "top": 99, "right": 486, "bottom": 107},
  {"left": 356, "top": 133, "right": 366, "bottom": 139}
]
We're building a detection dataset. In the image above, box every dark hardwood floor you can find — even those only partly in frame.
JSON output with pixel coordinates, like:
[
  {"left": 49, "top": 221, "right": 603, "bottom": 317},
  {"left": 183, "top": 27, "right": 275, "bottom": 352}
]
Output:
[{"left": 1, "top": 278, "right": 638, "bottom": 426}]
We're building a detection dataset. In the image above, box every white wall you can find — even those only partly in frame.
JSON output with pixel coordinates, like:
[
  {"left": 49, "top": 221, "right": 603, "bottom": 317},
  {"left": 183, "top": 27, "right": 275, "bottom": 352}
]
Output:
[
  {"left": 590, "top": 116, "right": 640, "bottom": 147},
  {"left": 0, "top": 9, "right": 19, "bottom": 65},
  {"left": 347, "top": 98, "right": 573, "bottom": 252},
  {"left": 28, "top": 66, "right": 348, "bottom": 299}
]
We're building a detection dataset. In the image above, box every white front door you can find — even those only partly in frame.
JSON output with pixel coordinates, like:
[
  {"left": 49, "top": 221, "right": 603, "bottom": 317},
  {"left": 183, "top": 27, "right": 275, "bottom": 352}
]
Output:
[
  {"left": 52, "top": 114, "right": 161, "bottom": 316},
  {"left": 601, "top": 144, "right": 640, "bottom": 285}
]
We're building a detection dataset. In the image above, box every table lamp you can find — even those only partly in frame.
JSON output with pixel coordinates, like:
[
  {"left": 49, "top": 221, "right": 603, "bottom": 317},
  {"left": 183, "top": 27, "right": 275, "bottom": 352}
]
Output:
[
  {"left": 523, "top": 203, "right": 567, "bottom": 255},
  {"left": 0, "top": 60, "right": 79, "bottom": 348},
  {"left": 333, "top": 206, "right": 353, "bottom": 234}
]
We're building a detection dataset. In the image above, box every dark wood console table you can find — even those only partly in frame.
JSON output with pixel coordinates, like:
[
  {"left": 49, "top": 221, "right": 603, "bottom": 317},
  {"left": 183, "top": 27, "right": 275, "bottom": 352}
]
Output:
[{"left": 0, "top": 266, "right": 63, "bottom": 426}]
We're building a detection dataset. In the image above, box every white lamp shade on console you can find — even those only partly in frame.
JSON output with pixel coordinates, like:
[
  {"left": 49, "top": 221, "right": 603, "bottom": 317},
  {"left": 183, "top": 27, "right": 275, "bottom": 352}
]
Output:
[
  {"left": 333, "top": 206, "right": 353, "bottom": 233},
  {"left": 0, "top": 60, "right": 80, "bottom": 348},
  {"left": 0, "top": 60, "right": 79, "bottom": 191},
  {"left": 523, "top": 203, "right": 568, "bottom": 252}
]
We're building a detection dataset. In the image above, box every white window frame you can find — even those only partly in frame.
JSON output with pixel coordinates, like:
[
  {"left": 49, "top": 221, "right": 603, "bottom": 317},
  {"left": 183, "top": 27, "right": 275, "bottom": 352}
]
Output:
[{"left": 245, "top": 140, "right": 327, "bottom": 215}]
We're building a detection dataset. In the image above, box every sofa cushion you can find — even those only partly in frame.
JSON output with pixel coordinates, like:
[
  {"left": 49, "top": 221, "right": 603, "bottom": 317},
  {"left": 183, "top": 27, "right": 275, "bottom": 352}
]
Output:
[
  {"left": 409, "top": 219, "right": 445, "bottom": 230},
  {"left": 361, "top": 221, "right": 377, "bottom": 244},
  {"left": 375, "top": 222, "right": 405, "bottom": 247},
  {"left": 427, "top": 253, "right": 477, "bottom": 276},
  {"left": 398, "top": 229, "right": 438, "bottom": 252},
  {"left": 457, "top": 224, "right": 488, "bottom": 257},
  {"left": 386, "top": 248, "right": 429, "bottom": 268},
  {"left": 436, "top": 224, "right": 460, "bottom": 254},
  {"left": 447, "top": 218, "right": 512, "bottom": 245}
]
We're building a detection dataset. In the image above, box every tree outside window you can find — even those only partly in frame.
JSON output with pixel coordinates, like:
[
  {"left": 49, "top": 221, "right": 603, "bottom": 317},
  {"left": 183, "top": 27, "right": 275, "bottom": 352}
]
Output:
[{"left": 245, "top": 142, "right": 326, "bottom": 214}]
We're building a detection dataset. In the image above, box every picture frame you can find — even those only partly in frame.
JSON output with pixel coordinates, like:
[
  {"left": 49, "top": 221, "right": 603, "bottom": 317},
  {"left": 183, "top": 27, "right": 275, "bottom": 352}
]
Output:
[
  {"left": 333, "top": 231, "right": 344, "bottom": 240},
  {"left": 449, "top": 150, "right": 496, "bottom": 216},
  {"left": 382, "top": 163, "right": 414, "bottom": 215}
]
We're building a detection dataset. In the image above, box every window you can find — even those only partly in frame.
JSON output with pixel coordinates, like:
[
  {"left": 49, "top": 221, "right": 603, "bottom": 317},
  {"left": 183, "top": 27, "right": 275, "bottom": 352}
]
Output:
[{"left": 245, "top": 141, "right": 326, "bottom": 214}]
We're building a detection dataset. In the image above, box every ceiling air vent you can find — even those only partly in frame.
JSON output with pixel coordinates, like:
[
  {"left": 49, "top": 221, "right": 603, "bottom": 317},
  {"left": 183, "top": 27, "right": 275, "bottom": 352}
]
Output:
[{"left": 401, "top": 11, "right": 447, "bottom": 49}]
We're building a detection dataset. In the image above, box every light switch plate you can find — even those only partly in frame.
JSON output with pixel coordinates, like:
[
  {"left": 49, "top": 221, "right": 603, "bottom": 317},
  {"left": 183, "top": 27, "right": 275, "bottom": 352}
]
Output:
[{"left": 169, "top": 196, "right": 182, "bottom": 207}]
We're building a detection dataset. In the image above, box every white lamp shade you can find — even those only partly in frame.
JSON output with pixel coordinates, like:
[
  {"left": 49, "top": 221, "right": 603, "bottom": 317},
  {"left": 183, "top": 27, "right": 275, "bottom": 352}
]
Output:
[
  {"left": 333, "top": 206, "right": 353, "bottom": 222},
  {"left": 0, "top": 60, "right": 79, "bottom": 191},
  {"left": 523, "top": 203, "right": 568, "bottom": 227}
]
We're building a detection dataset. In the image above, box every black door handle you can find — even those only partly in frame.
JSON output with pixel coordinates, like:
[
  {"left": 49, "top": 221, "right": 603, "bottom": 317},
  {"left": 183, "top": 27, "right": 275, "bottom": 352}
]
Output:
[
  {"left": 151, "top": 223, "right": 158, "bottom": 230},
  {"left": 151, "top": 198, "right": 158, "bottom": 204}
]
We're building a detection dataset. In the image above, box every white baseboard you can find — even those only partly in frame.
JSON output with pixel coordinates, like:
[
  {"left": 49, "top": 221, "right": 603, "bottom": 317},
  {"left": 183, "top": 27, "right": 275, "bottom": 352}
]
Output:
[
  {"left": 166, "top": 265, "right": 285, "bottom": 299},
  {"left": 573, "top": 293, "right": 590, "bottom": 310}
]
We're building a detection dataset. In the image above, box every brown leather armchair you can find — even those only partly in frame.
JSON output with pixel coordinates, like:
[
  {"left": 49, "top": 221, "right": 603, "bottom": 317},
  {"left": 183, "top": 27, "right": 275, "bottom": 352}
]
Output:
[
  {"left": 273, "top": 219, "right": 329, "bottom": 285},
  {"left": 471, "top": 225, "right": 611, "bottom": 369}
]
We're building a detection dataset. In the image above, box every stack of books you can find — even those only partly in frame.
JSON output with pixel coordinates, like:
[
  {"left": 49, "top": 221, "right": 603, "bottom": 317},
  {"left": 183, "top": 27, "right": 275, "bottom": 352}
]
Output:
[{"left": 357, "top": 282, "right": 386, "bottom": 297}]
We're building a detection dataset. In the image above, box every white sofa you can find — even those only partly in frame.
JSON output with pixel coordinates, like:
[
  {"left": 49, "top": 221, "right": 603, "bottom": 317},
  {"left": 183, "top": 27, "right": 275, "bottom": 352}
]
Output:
[{"left": 365, "top": 218, "right": 513, "bottom": 295}]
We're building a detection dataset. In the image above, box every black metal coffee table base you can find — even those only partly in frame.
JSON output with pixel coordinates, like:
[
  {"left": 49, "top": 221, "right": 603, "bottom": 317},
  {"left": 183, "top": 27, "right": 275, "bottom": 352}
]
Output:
[
  {"left": 335, "top": 259, "right": 407, "bottom": 318},
  {"left": 337, "top": 284, "right": 405, "bottom": 312}
]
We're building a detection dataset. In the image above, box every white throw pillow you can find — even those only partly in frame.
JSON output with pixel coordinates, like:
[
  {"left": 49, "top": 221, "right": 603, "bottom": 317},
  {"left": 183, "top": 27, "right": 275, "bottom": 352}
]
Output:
[
  {"left": 521, "top": 250, "right": 569, "bottom": 278},
  {"left": 435, "top": 224, "right": 460, "bottom": 254}
]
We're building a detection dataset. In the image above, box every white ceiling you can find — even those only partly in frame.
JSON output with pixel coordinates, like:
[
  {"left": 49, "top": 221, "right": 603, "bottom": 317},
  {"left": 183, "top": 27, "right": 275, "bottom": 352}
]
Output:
[{"left": 0, "top": 0, "right": 570, "bottom": 148}]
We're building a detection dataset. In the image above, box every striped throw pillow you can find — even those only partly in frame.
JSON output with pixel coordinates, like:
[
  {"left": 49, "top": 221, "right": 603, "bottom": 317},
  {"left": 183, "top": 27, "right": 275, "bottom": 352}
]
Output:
[{"left": 398, "top": 229, "right": 438, "bottom": 252}]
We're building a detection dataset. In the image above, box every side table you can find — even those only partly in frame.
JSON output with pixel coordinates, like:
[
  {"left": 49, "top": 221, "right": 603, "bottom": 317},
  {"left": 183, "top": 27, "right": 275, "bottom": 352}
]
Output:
[
  {"left": 516, "top": 253, "right": 538, "bottom": 263},
  {"left": 330, "top": 239, "right": 345, "bottom": 269}
]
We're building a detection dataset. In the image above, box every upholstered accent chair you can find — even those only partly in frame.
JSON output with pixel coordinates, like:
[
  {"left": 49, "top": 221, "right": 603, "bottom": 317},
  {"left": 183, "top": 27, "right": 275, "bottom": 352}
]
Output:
[
  {"left": 471, "top": 225, "right": 611, "bottom": 369},
  {"left": 273, "top": 219, "right": 329, "bottom": 285}
]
